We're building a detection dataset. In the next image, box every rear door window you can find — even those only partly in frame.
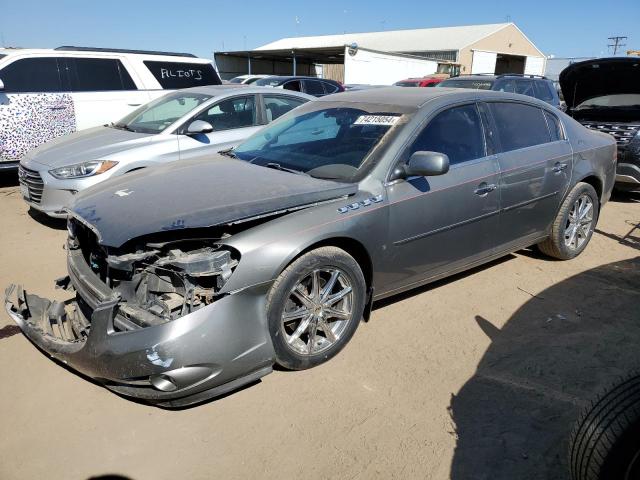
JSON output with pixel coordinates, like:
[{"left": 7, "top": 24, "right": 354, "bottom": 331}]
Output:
[
  {"left": 489, "top": 102, "right": 551, "bottom": 152},
  {"left": 534, "top": 81, "right": 555, "bottom": 103},
  {"left": 283, "top": 80, "right": 301, "bottom": 92},
  {"left": 515, "top": 79, "right": 535, "bottom": 97},
  {"left": 410, "top": 104, "right": 486, "bottom": 165},
  {"left": 0, "top": 57, "right": 65, "bottom": 92},
  {"left": 303, "top": 80, "right": 325, "bottom": 96},
  {"left": 263, "top": 95, "right": 307, "bottom": 121},
  {"left": 544, "top": 111, "right": 564, "bottom": 141},
  {"left": 143, "top": 61, "right": 221, "bottom": 89},
  {"left": 66, "top": 58, "right": 136, "bottom": 91},
  {"left": 194, "top": 95, "right": 256, "bottom": 131},
  {"left": 493, "top": 78, "right": 516, "bottom": 93},
  {"left": 322, "top": 81, "right": 339, "bottom": 94}
]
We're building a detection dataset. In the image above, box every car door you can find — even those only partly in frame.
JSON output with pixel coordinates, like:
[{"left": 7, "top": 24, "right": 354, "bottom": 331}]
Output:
[
  {"left": 486, "top": 101, "right": 573, "bottom": 252},
  {"left": 178, "top": 94, "right": 261, "bottom": 159},
  {"left": 0, "top": 56, "right": 76, "bottom": 164},
  {"left": 383, "top": 103, "right": 501, "bottom": 294},
  {"left": 64, "top": 57, "right": 150, "bottom": 130}
]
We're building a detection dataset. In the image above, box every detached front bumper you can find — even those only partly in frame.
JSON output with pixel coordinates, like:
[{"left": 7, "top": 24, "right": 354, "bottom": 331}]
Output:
[{"left": 4, "top": 254, "right": 276, "bottom": 407}]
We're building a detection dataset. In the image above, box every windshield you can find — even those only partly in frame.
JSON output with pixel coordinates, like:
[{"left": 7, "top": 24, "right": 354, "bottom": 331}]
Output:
[
  {"left": 576, "top": 94, "right": 640, "bottom": 110},
  {"left": 438, "top": 78, "right": 494, "bottom": 90},
  {"left": 228, "top": 77, "right": 244, "bottom": 84},
  {"left": 233, "top": 107, "right": 403, "bottom": 182},
  {"left": 113, "top": 91, "right": 212, "bottom": 134}
]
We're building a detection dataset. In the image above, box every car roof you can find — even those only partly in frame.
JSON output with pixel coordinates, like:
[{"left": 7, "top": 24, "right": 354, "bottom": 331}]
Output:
[
  {"left": 315, "top": 86, "right": 553, "bottom": 109},
  {"left": 445, "top": 74, "right": 548, "bottom": 82},
  {"left": 265, "top": 76, "right": 337, "bottom": 83},
  {"left": 179, "top": 84, "right": 316, "bottom": 99},
  {"left": 0, "top": 47, "right": 211, "bottom": 62}
]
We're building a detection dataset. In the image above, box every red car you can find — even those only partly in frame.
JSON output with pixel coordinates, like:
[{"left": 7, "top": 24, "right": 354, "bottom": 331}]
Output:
[{"left": 394, "top": 77, "right": 443, "bottom": 87}]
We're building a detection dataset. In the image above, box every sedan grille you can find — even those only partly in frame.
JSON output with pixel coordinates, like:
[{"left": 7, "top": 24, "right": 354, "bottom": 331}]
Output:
[
  {"left": 581, "top": 122, "right": 640, "bottom": 146},
  {"left": 18, "top": 166, "right": 44, "bottom": 204}
]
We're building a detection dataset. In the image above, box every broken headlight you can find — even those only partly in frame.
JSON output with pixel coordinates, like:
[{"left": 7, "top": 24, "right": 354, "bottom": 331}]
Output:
[{"left": 106, "top": 244, "right": 240, "bottom": 330}]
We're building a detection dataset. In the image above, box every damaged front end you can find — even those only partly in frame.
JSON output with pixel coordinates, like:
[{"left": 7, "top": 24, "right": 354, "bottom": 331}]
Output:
[{"left": 5, "top": 216, "right": 275, "bottom": 407}]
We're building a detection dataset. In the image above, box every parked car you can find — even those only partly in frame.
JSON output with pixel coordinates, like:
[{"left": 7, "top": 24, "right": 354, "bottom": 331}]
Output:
[
  {"left": 394, "top": 77, "right": 443, "bottom": 87},
  {"left": 6, "top": 88, "right": 615, "bottom": 407},
  {"left": 18, "top": 85, "right": 312, "bottom": 218},
  {"left": 228, "top": 74, "right": 270, "bottom": 85},
  {"left": 0, "top": 46, "right": 222, "bottom": 170},
  {"left": 560, "top": 57, "right": 640, "bottom": 192},
  {"left": 570, "top": 372, "right": 640, "bottom": 480},
  {"left": 254, "top": 76, "right": 344, "bottom": 97},
  {"left": 438, "top": 74, "right": 561, "bottom": 108}
]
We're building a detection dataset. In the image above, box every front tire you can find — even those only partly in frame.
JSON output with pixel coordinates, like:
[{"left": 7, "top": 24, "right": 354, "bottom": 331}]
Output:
[
  {"left": 538, "top": 182, "right": 599, "bottom": 260},
  {"left": 570, "top": 374, "right": 640, "bottom": 480},
  {"left": 266, "top": 247, "right": 366, "bottom": 370}
]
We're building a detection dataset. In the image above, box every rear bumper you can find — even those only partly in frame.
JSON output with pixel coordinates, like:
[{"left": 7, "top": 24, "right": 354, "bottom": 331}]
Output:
[{"left": 4, "top": 251, "right": 276, "bottom": 407}]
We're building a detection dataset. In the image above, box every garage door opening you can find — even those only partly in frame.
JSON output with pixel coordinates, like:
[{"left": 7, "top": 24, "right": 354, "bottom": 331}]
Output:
[{"left": 495, "top": 54, "right": 526, "bottom": 74}]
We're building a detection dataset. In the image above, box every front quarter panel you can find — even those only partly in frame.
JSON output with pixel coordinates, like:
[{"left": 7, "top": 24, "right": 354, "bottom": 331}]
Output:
[{"left": 218, "top": 184, "right": 389, "bottom": 294}]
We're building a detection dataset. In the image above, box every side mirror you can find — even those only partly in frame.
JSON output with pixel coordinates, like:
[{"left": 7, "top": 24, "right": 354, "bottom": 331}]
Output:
[
  {"left": 0, "top": 79, "right": 5, "bottom": 91},
  {"left": 392, "top": 151, "right": 450, "bottom": 180},
  {"left": 186, "top": 120, "right": 213, "bottom": 135}
]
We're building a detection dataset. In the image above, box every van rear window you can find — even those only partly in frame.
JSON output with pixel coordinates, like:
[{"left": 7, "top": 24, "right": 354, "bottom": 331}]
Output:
[{"left": 143, "top": 61, "right": 221, "bottom": 89}]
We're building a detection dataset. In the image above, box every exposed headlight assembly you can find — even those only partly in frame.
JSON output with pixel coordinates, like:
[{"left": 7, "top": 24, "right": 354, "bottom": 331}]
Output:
[{"left": 49, "top": 160, "right": 118, "bottom": 179}]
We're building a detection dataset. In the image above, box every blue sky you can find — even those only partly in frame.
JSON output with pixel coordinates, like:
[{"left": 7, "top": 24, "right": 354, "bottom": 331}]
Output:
[{"left": 1, "top": 0, "right": 638, "bottom": 59}]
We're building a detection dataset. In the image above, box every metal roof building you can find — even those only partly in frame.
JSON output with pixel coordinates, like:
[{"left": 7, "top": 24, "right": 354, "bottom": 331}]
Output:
[{"left": 215, "top": 22, "right": 546, "bottom": 81}]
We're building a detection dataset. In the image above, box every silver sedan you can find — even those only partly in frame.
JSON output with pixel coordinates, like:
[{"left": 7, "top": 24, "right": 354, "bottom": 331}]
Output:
[{"left": 18, "top": 85, "right": 313, "bottom": 217}]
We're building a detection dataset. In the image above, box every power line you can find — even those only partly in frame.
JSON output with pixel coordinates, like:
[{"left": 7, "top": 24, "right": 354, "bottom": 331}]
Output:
[{"left": 608, "top": 36, "right": 627, "bottom": 55}]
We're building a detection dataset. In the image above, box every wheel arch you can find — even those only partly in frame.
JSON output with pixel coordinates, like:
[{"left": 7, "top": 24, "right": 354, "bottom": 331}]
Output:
[
  {"left": 277, "top": 236, "right": 375, "bottom": 320},
  {"left": 576, "top": 174, "right": 603, "bottom": 204}
]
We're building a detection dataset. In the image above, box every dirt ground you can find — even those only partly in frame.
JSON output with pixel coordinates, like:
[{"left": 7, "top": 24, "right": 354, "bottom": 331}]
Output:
[{"left": 0, "top": 171, "right": 638, "bottom": 480}]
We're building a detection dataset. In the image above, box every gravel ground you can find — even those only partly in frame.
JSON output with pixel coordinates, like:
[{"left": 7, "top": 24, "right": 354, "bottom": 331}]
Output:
[{"left": 0, "top": 171, "right": 638, "bottom": 480}]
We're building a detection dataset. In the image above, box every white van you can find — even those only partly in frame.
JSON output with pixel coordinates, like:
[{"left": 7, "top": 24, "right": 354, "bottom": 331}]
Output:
[{"left": 0, "top": 46, "right": 222, "bottom": 169}]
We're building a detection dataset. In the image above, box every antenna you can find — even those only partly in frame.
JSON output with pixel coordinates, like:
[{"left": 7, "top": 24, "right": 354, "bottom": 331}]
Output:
[{"left": 608, "top": 36, "right": 627, "bottom": 55}]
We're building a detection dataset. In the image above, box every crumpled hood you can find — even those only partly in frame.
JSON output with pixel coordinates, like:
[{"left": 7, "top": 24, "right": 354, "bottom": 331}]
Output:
[
  {"left": 24, "top": 126, "right": 155, "bottom": 167},
  {"left": 70, "top": 155, "right": 357, "bottom": 247},
  {"left": 560, "top": 57, "right": 640, "bottom": 109}
]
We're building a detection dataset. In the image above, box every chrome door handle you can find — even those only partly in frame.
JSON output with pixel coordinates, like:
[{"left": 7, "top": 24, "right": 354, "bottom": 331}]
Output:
[
  {"left": 474, "top": 183, "right": 497, "bottom": 196},
  {"left": 553, "top": 162, "right": 568, "bottom": 173},
  {"left": 127, "top": 103, "right": 142, "bottom": 107}
]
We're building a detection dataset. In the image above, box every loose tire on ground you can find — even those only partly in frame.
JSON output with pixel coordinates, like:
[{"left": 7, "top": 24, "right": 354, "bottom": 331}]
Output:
[
  {"left": 266, "top": 246, "right": 366, "bottom": 371},
  {"left": 538, "top": 182, "right": 599, "bottom": 260},
  {"left": 569, "top": 373, "right": 640, "bottom": 480}
]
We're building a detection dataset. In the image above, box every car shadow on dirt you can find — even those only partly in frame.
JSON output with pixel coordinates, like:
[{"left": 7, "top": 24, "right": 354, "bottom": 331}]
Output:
[
  {"left": 27, "top": 207, "right": 67, "bottom": 230},
  {"left": 448, "top": 256, "right": 640, "bottom": 480}
]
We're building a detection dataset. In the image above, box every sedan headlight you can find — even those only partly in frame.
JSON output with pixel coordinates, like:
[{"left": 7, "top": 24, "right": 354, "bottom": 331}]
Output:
[{"left": 49, "top": 160, "right": 118, "bottom": 179}]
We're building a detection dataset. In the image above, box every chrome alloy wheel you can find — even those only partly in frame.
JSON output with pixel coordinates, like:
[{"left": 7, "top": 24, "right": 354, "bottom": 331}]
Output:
[
  {"left": 564, "top": 193, "right": 594, "bottom": 250},
  {"left": 281, "top": 268, "right": 354, "bottom": 355}
]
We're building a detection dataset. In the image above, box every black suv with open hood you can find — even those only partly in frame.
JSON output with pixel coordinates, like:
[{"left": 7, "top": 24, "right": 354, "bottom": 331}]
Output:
[{"left": 560, "top": 57, "right": 640, "bottom": 191}]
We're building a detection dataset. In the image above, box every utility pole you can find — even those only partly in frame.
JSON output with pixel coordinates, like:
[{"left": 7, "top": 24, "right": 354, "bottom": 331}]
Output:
[{"left": 608, "top": 36, "right": 627, "bottom": 55}]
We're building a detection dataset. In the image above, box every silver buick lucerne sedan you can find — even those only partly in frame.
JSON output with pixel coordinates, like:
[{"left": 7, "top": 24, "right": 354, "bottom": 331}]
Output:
[
  {"left": 6, "top": 87, "right": 616, "bottom": 407},
  {"left": 18, "top": 85, "right": 313, "bottom": 217}
]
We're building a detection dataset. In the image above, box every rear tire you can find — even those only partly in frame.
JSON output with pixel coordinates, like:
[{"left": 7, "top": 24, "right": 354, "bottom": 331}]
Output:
[
  {"left": 266, "top": 247, "right": 366, "bottom": 371},
  {"left": 538, "top": 182, "right": 599, "bottom": 260},
  {"left": 570, "top": 373, "right": 640, "bottom": 480}
]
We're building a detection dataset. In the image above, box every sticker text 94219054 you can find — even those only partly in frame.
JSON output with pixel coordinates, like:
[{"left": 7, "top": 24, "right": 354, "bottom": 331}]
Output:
[{"left": 353, "top": 115, "right": 400, "bottom": 126}]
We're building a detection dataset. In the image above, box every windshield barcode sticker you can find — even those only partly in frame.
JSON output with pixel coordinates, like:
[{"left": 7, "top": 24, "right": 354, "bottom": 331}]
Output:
[{"left": 354, "top": 115, "right": 400, "bottom": 126}]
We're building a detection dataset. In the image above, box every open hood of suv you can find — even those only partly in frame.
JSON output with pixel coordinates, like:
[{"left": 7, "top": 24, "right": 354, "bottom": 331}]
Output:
[
  {"left": 70, "top": 156, "right": 357, "bottom": 248},
  {"left": 560, "top": 57, "right": 640, "bottom": 109}
]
